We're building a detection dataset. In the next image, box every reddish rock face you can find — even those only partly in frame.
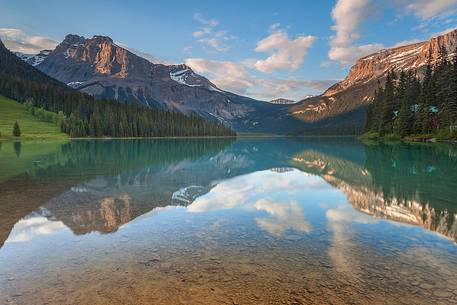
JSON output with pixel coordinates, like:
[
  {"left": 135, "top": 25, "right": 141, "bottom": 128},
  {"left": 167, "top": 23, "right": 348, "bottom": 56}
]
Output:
[
  {"left": 36, "top": 34, "right": 265, "bottom": 126},
  {"left": 325, "top": 30, "right": 457, "bottom": 97},
  {"left": 292, "top": 29, "right": 457, "bottom": 125},
  {"left": 40, "top": 34, "right": 163, "bottom": 85}
]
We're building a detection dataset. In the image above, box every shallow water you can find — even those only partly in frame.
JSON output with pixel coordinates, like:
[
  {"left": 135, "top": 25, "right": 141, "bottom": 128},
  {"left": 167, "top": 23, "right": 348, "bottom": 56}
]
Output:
[{"left": 0, "top": 138, "right": 456, "bottom": 305}]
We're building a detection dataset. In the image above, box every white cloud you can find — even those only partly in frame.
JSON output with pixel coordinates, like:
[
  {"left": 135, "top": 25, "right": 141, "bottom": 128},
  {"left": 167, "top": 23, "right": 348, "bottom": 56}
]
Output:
[
  {"left": 185, "top": 58, "right": 255, "bottom": 94},
  {"left": 328, "top": 0, "right": 384, "bottom": 65},
  {"left": 194, "top": 12, "right": 219, "bottom": 27},
  {"left": 328, "top": 0, "right": 457, "bottom": 65},
  {"left": 192, "top": 28, "right": 211, "bottom": 38},
  {"left": 254, "top": 199, "right": 312, "bottom": 236},
  {"left": 192, "top": 13, "right": 235, "bottom": 53},
  {"left": 254, "top": 29, "right": 316, "bottom": 73},
  {"left": 187, "top": 169, "right": 328, "bottom": 235},
  {"left": 269, "top": 23, "right": 281, "bottom": 31},
  {"left": 0, "top": 28, "right": 58, "bottom": 54},
  {"left": 329, "top": 43, "right": 384, "bottom": 65},
  {"left": 391, "top": 39, "right": 422, "bottom": 48},
  {"left": 187, "top": 169, "right": 328, "bottom": 213},
  {"left": 199, "top": 36, "right": 228, "bottom": 52},
  {"left": 249, "top": 78, "right": 338, "bottom": 101},
  {"left": 185, "top": 57, "right": 337, "bottom": 100},
  {"left": 6, "top": 216, "right": 67, "bottom": 243},
  {"left": 395, "top": 0, "right": 457, "bottom": 19}
]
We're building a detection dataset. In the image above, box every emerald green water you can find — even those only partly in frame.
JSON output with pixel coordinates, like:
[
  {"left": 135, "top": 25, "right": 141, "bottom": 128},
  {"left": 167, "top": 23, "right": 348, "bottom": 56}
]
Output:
[{"left": 0, "top": 138, "right": 456, "bottom": 304}]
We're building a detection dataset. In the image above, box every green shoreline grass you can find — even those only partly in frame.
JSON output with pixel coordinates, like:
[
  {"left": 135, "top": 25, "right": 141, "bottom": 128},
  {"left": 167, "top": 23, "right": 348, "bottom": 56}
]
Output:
[
  {"left": 361, "top": 131, "right": 457, "bottom": 144},
  {"left": 0, "top": 95, "right": 68, "bottom": 141}
]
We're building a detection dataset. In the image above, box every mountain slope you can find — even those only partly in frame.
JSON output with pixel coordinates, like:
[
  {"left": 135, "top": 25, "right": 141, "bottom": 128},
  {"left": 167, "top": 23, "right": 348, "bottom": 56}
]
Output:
[
  {"left": 289, "top": 28, "right": 457, "bottom": 132},
  {"left": 15, "top": 50, "right": 51, "bottom": 67},
  {"left": 34, "top": 35, "right": 289, "bottom": 130},
  {"left": 0, "top": 40, "right": 67, "bottom": 88},
  {"left": 0, "top": 95, "right": 67, "bottom": 140},
  {"left": 0, "top": 38, "right": 235, "bottom": 137}
]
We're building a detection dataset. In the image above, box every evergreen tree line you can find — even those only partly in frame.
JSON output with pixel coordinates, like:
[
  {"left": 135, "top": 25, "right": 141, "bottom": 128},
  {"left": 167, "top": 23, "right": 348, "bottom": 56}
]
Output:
[
  {"left": 365, "top": 46, "right": 457, "bottom": 137},
  {"left": 0, "top": 40, "right": 235, "bottom": 137}
]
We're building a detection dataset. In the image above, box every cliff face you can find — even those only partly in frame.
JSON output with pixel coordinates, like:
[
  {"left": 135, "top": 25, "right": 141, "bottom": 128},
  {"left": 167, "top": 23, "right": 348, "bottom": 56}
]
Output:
[
  {"left": 290, "top": 150, "right": 457, "bottom": 243},
  {"left": 39, "top": 34, "right": 152, "bottom": 82},
  {"left": 325, "top": 29, "right": 457, "bottom": 96},
  {"left": 329, "top": 176, "right": 457, "bottom": 243},
  {"left": 290, "top": 29, "right": 457, "bottom": 128}
]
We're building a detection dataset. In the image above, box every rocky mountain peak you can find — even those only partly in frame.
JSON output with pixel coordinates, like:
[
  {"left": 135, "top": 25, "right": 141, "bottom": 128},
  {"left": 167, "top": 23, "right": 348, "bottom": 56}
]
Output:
[
  {"left": 168, "top": 63, "right": 222, "bottom": 91},
  {"left": 46, "top": 33, "right": 151, "bottom": 79},
  {"left": 90, "top": 35, "right": 114, "bottom": 44},
  {"left": 62, "top": 34, "right": 86, "bottom": 46}
]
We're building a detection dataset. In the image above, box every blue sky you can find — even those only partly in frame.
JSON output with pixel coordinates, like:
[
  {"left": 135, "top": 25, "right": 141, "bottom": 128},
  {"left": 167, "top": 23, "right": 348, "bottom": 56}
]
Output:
[{"left": 1, "top": 0, "right": 457, "bottom": 100}]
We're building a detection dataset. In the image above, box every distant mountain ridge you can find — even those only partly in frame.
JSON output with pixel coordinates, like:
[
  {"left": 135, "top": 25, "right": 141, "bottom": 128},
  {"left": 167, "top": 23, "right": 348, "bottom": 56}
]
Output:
[
  {"left": 270, "top": 98, "right": 297, "bottom": 105},
  {"left": 290, "top": 28, "right": 457, "bottom": 130}
]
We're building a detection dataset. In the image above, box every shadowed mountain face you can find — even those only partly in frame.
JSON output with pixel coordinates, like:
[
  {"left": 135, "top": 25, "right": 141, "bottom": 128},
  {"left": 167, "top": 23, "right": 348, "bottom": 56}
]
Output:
[
  {"left": 0, "top": 138, "right": 456, "bottom": 246},
  {"left": 290, "top": 28, "right": 457, "bottom": 132},
  {"left": 31, "top": 34, "right": 309, "bottom": 133},
  {"left": 36, "top": 35, "right": 247, "bottom": 112}
]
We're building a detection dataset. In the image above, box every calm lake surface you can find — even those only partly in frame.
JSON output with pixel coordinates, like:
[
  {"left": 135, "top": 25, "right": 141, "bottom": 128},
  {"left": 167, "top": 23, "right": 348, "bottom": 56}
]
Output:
[{"left": 0, "top": 138, "right": 456, "bottom": 305}]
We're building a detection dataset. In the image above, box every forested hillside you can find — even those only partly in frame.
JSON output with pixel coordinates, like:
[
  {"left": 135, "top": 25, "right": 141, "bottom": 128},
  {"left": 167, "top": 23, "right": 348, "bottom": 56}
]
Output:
[
  {"left": 0, "top": 39, "right": 235, "bottom": 138},
  {"left": 365, "top": 46, "right": 457, "bottom": 139}
]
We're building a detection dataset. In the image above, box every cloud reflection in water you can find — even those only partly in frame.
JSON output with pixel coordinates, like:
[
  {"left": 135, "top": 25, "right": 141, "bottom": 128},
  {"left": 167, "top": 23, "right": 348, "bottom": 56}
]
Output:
[
  {"left": 6, "top": 215, "right": 66, "bottom": 243},
  {"left": 187, "top": 168, "right": 331, "bottom": 236}
]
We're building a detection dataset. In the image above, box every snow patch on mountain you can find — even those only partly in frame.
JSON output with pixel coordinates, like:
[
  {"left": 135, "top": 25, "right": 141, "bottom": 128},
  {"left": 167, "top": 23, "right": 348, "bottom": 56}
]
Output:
[
  {"left": 67, "top": 81, "right": 84, "bottom": 88},
  {"left": 15, "top": 52, "right": 34, "bottom": 61},
  {"left": 169, "top": 67, "right": 223, "bottom": 93},
  {"left": 172, "top": 185, "right": 207, "bottom": 205},
  {"left": 170, "top": 68, "right": 200, "bottom": 87},
  {"left": 15, "top": 50, "right": 51, "bottom": 67}
]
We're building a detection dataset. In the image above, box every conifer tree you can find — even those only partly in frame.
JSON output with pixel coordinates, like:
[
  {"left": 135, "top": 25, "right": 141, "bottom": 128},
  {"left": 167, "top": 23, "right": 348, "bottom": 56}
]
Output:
[
  {"left": 419, "top": 52, "right": 434, "bottom": 133},
  {"left": 448, "top": 47, "right": 457, "bottom": 130},
  {"left": 380, "top": 71, "right": 396, "bottom": 135},
  {"left": 13, "top": 120, "right": 21, "bottom": 137}
]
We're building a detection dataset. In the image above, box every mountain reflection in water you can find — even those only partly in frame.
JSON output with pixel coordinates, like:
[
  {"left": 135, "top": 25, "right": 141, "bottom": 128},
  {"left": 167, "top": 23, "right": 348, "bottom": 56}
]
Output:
[
  {"left": 2, "top": 138, "right": 455, "bottom": 243},
  {"left": 0, "top": 138, "right": 456, "bottom": 305}
]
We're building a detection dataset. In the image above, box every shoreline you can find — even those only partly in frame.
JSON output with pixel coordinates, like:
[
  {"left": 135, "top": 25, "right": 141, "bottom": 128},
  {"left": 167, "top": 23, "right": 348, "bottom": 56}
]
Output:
[
  {"left": 2, "top": 133, "right": 455, "bottom": 144},
  {"left": 360, "top": 131, "right": 457, "bottom": 145},
  {"left": 0, "top": 134, "right": 362, "bottom": 142}
]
